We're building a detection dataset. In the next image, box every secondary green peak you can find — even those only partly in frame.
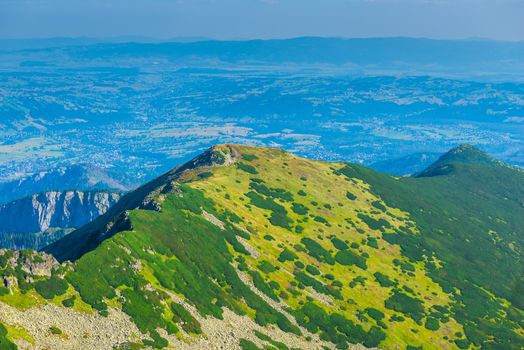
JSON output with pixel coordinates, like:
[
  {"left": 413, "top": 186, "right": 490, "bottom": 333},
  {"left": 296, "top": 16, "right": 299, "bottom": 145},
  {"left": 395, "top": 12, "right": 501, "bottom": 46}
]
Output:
[
  {"left": 415, "top": 144, "right": 497, "bottom": 177},
  {"left": 443, "top": 144, "right": 493, "bottom": 162}
]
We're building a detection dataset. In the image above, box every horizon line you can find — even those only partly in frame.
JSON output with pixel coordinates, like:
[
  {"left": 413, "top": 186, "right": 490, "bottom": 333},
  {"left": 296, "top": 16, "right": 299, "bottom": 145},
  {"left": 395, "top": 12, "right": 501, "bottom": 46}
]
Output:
[{"left": 1, "top": 35, "right": 523, "bottom": 44}]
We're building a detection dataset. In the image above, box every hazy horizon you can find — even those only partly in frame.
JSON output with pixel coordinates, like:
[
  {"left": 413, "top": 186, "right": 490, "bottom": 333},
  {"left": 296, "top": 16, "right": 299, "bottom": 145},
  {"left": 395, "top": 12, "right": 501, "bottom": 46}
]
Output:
[
  {"left": 1, "top": 35, "right": 523, "bottom": 43},
  {"left": 1, "top": 0, "right": 522, "bottom": 41}
]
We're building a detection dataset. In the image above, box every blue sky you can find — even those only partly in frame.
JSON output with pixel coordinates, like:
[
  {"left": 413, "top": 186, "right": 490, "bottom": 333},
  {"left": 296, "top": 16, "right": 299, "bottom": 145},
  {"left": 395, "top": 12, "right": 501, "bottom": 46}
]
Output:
[{"left": 0, "top": 0, "right": 522, "bottom": 40}]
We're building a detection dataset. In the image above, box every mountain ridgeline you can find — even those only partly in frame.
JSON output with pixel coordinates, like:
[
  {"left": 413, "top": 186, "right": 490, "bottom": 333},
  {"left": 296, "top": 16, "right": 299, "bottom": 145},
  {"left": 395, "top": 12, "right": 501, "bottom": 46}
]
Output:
[
  {"left": 7, "top": 37, "right": 524, "bottom": 79},
  {"left": 0, "top": 144, "right": 522, "bottom": 350},
  {"left": 0, "top": 190, "right": 122, "bottom": 250},
  {"left": 0, "top": 164, "right": 128, "bottom": 205}
]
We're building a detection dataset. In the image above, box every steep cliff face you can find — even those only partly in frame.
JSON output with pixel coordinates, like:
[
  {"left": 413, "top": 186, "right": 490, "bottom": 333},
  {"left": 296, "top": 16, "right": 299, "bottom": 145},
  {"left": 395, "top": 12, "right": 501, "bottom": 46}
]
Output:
[{"left": 0, "top": 190, "right": 122, "bottom": 249}]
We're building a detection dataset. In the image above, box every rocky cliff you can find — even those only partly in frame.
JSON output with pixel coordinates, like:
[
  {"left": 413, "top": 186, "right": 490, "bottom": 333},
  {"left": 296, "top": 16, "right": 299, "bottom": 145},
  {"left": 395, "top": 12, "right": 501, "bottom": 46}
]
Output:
[{"left": 0, "top": 190, "right": 122, "bottom": 249}]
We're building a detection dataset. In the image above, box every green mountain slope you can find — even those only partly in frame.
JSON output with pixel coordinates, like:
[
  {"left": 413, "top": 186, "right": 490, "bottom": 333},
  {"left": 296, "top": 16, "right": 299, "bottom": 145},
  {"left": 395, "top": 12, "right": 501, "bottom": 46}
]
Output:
[{"left": 0, "top": 144, "right": 522, "bottom": 350}]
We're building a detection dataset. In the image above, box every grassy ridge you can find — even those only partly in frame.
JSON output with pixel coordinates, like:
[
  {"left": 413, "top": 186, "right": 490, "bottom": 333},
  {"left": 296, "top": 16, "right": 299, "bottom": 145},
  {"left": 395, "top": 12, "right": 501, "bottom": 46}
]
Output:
[
  {"left": 0, "top": 144, "right": 522, "bottom": 349},
  {"left": 186, "top": 146, "right": 469, "bottom": 349},
  {"left": 346, "top": 146, "right": 524, "bottom": 349}
]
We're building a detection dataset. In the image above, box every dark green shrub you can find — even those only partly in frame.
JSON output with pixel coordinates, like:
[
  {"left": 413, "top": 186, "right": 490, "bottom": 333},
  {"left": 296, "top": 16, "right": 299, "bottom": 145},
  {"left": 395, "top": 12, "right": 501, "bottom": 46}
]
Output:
[
  {"left": 374, "top": 272, "right": 396, "bottom": 287},
  {"left": 406, "top": 346, "right": 423, "bottom": 350},
  {"left": 331, "top": 237, "right": 348, "bottom": 250},
  {"left": 0, "top": 323, "right": 16, "bottom": 349},
  {"left": 143, "top": 329, "right": 168, "bottom": 349},
  {"left": 278, "top": 248, "right": 298, "bottom": 262},
  {"left": 393, "top": 259, "right": 416, "bottom": 272},
  {"left": 270, "top": 213, "right": 293, "bottom": 229},
  {"left": 346, "top": 192, "right": 357, "bottom": 200},
  {"left": 246, "top": 191, "right": 292, "bottom": 229},
  {"left": 197, "top": 171, "right": 213, "bottom": 179},
  {"left": 259, "top": 260, "right": 277, "bottom": 273},
  {"left": 294, "top": 261, "right": 305, "bottom": 269},
  {"left": 294, "top": 272, "right": 342, "bottom": 300},
  {"left": 454, "top": 339, "right": 471, "bottom": 349},
  {"left": 237, "top": 162, "right": 258, "bottom": 174},
  {"left": 349, "top": 276, "right": 366, "bottom": 288},
  {"left": 335, "top": 250, "right": 367, "bottom": 270},
  {"left": 35, "top": 276, "right": 68, "bottom": 299},
  {"left": 314, "top": 216, "right": 329, "bottom": 225},
  {"left": 49, "top": 325, "right": 62, "bottom": 335},
  {"left": 385, "top": 291, "right": 425, "bottom": 323},
  {"left": 171, "top": 302, "right": 202, "bottom": 334},
  {"left": 242, "top": 153, "right": 259, "bottom": 161},
  {"left": 306, "top": 265, "right": 321, "bottom": 275},
  {"left": 301, "top": 238, "right": 335, "bottom": 264},
  {"left": 367, "top": 237, "right": 379, "bottom": 249},
  {"left": 424, "top": 317, "right": 440, "bottom": 331},
  {"left": 269, "top": 281, "right": 280, "bottom": 290},
  {"left": 250, "top": 181, "right": 293, "bottom": 201},
  {"left": 366, "top": 308, "right": 385, "bottom": 321},
  {"left": 332, "top": 280, "right": 343, "bottom": 288},
  {"left": 358, "top": 214, "right": 391, "bottom": 230},
  {"left": 363, "top": 326, "right": 386, "bottom": 347},
  {"left": 239, "top": 339, "right": 263, "bottom": 350},
  {"left": 390, "top": 315, "right": 405, "bottom": 322},
  {"left": 62, "top": 296, "right": 76, "bottom": 308},
  {"left": 371, "top": 201, "right": 387, "bottom": 212},
  {"left": 291, "top": 203, "right": 309, "bottom": 215},
  {"left": 254, "top": 330, "right": 290, "bottom": 350}
]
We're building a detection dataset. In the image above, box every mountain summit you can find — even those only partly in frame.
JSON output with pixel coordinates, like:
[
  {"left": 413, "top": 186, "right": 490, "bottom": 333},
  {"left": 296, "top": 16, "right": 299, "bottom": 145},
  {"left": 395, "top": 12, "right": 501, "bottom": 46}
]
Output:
[
  {"left": 415, "top": 144, "right": 499, "bottom": 177},
  {"left": 0, "top": 144, "right": 522, "bottom": 349},
  {"left": 44, "top": 145, "right": 242, "bottom": 262}
]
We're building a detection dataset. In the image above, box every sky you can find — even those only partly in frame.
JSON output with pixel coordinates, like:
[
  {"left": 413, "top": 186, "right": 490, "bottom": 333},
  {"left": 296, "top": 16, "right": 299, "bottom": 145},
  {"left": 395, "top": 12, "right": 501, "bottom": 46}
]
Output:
[{"left": 0, "top": 0, "right": 523, "bottom": 41}]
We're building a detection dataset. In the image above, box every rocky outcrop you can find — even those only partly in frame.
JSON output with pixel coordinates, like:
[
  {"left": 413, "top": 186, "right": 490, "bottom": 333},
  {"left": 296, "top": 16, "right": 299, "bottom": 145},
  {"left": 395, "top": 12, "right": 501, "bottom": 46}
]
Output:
[
  {"left": 0, "top": 190, "right": 121, "bottom": 234},
  {"left": 0, "top": 249, "right": 59, "bottom": 277}
]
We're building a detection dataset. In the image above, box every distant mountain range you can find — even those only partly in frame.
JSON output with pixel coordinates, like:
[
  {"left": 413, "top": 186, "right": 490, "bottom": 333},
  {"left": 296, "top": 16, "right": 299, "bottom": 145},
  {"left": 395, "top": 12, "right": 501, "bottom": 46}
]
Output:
[
  {"left": 0, "top": 190, "right": 121, "bottom": 250},
  {"left": 0, "top": 164, "right": 128, "bottom": 205},
  {"left": 3, "top": 37, "right": 524, "bottom": 79},
  {"left": 0, "top": 36, "right": 210, "bottom": 51}
]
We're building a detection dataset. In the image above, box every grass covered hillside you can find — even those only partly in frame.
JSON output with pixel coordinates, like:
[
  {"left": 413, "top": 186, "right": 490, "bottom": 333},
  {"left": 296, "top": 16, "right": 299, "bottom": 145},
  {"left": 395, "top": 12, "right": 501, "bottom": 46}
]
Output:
[{"left": 0, "top": 144, "right": 522, "bottom": 350}]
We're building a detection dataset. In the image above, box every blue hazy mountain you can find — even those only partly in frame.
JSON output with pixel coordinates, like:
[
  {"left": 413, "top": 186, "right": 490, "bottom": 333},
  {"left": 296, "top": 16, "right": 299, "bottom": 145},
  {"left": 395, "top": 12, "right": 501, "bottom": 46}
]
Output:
[
  {"left": 0, "top": 165, "right": 128, "bottom": 205},
  {"left": 6, "top": 37, "right": 524, "bottom": 79},
  {"left": 370, "top": 152, "right": 442, "bottom": 176},
  {"left": 0, "top": 36, "right": 210, "bottom": 51}
]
